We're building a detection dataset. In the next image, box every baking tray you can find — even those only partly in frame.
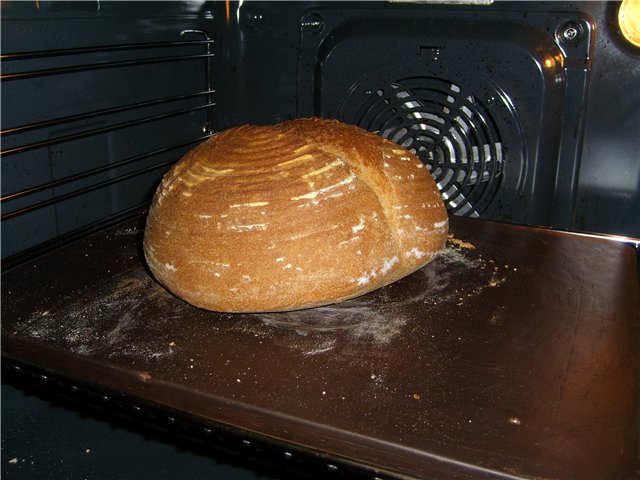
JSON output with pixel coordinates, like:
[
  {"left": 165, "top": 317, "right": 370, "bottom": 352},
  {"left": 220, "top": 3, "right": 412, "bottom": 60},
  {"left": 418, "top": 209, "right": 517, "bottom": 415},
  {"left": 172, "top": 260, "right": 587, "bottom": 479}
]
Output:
[{"left": 2, "top": 214, "right": 638, "bottom": 479}]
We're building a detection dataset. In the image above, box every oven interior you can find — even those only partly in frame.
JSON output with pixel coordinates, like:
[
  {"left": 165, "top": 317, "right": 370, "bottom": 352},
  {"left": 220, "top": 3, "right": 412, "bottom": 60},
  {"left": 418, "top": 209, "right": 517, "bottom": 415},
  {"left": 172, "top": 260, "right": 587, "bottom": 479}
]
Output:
[{"left": 2, "top": 1, "right": 639, "bottom": 479}]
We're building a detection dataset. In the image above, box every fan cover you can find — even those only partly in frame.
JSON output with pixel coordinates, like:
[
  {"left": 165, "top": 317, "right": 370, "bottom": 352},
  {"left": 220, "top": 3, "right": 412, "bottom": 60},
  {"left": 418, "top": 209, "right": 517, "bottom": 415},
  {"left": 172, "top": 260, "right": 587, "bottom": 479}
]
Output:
[{"left": 354, "top": 77, "right": 505, "bottom": 217}]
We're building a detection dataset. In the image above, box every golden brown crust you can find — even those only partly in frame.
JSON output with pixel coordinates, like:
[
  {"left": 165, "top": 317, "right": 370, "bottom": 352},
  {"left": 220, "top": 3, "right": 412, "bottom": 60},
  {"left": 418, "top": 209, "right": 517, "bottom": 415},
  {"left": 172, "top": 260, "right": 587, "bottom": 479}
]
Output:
[{"left": 143, "top": 117, "right": 448, "bottom": 312}]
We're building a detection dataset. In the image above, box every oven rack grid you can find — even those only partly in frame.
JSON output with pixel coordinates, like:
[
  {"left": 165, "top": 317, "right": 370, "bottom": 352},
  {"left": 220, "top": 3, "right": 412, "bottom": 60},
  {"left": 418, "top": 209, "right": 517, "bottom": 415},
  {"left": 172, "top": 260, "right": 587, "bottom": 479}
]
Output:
[{"left": 1, "top": 34, "right": 215, "bottom": 267}]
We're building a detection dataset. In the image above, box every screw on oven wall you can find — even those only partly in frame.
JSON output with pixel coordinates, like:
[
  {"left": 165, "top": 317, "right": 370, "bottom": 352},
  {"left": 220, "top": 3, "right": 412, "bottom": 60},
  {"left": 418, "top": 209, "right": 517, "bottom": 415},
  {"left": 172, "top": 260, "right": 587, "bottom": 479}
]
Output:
[
  {"left": 301, "top": 12, "right": 324, "bottom": 33},
  {"left": 558, "top": 21, "right": 584, "bottom": 44}
]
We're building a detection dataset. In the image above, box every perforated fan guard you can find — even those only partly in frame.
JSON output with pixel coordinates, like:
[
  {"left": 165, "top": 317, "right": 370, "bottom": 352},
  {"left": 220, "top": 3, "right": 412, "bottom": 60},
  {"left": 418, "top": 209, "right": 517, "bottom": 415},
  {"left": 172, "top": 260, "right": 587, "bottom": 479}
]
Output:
[
  {"left": 353, "top": 77, "right": 506, "bottom": 217},
  {"left": 297, "top": 8, "right": 594, "bottom": 227}
]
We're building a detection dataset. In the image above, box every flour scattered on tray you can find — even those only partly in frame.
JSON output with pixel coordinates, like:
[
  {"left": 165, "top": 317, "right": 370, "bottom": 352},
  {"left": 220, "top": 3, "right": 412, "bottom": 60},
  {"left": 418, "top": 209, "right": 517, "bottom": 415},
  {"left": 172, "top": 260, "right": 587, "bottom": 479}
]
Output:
[
  {"left": 11, "top": 225, "right": 514, "bottom": 374},
  {"left": 14, "top": 267, "right": 182, "bottom": 362},
  {"left": 246, "top": 241, "right": 511, "bottom": 358},
  {"left": 257, "top": 296, "right": 409, "bottom": 347},
  {"left": 303, "top": 339, "right": 336, "bottom": 356}
]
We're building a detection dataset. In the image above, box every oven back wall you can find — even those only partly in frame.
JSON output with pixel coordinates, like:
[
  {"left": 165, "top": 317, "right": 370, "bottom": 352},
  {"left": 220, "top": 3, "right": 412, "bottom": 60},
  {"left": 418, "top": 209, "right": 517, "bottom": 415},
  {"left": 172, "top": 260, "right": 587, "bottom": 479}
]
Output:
[{"left": 213, "top": 1, "right": 640, "bottom": 238}]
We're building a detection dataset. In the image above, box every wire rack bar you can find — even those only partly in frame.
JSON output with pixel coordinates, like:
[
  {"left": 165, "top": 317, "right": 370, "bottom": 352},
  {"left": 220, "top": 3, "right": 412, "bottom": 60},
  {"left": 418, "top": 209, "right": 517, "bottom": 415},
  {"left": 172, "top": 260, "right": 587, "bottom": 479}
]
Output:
[
  {"left": 2, "top": 90, "right": 215, "bottom": 136},
  {"left": 1, "top": 53, "right": 215, "bottom": 81},
  {"left": 1, "top": 203, "right": 150, "bottom": 272},
  {"left": 1, "top": 102, "right": 214, "bottom": 156},
  {"left": 1, "top": 39, "right": 214, "bottom": 61},
  {"left": 2, "top": 135, "right": 209, "bottom": 203},
  {"left": 2, "top": 159, "right": 175, "bottom": 222}
]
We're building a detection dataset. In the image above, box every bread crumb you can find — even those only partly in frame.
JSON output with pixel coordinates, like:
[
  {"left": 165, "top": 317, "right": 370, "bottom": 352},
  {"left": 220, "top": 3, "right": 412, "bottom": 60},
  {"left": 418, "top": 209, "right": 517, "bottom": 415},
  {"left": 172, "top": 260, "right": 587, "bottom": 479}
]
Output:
[
  {"left": 447, "top": 234, "right": 475, "bottom": 250},
  {"left": 412, "top": 393, "right": 421, "bottom": 400}
]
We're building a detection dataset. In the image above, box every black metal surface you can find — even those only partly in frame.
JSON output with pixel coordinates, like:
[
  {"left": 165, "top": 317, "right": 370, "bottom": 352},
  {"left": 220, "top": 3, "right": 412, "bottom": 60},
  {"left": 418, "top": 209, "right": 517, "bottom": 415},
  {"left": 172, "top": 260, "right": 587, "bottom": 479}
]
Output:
[
  {"left": 573, "top": 2, "right": 640, "bottom": 238},
  {"left": 1, "top": 374, "right": 294, "bottom": 480},
  {"left": 212, "top": 1, "right": 639, "bottom": 237},
  {"left": 297, "top": 5, "right": 591, "bottom": 228},
  {"left": 2, "top": 214, "right": 638, "bottom": 479},
  {"left": 0, "top": 1, "right": 217, "bottom": 260}
]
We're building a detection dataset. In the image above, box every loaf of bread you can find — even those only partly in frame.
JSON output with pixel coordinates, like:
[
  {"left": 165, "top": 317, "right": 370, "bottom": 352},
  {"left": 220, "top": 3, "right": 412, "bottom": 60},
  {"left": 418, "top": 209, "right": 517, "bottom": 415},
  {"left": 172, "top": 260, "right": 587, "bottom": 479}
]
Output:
[{"left": 143, "top": 118, "right": 448, "bottom": 312}]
